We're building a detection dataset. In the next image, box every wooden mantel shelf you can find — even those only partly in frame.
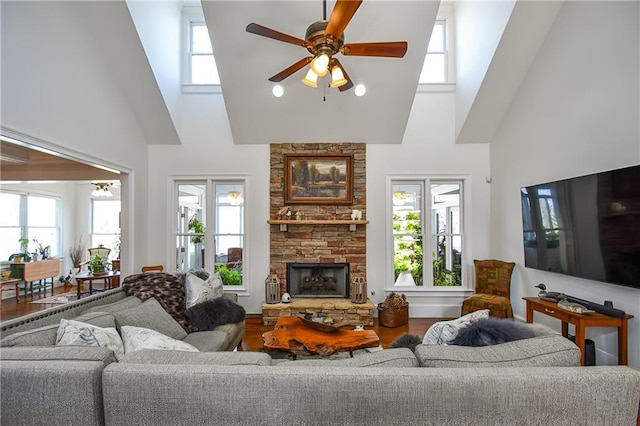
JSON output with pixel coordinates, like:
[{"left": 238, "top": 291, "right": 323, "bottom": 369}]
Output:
[{"left": 267, "top": 219, "right": 369, "bottom": 231}]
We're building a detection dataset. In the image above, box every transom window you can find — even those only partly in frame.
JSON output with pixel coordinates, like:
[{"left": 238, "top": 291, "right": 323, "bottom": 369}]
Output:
[
  {"left": 188, "top": 21, "right": 219, "bottom": 84},
  {"left": 390, "top": 179, "right": 464, "bottom": 288},
  {"left": 420, "top": 20, "right": 448, "bottom": 83}
]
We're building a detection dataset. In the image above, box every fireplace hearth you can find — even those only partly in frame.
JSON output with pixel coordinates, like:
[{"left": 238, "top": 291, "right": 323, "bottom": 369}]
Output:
[{"left": 287, "top": 263, "right": 350, "bottom": 298}]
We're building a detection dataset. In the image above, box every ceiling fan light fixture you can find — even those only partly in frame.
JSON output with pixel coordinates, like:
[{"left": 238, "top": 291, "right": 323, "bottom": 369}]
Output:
[
  {"left": 310, "top": 53, "right": 330, "bottom": 77},
  {"left": 301, "top": 68, "right": 319, "bottom": 88},
  {"left": 330, "top": 65, "right": 347, "bottom": 88}
]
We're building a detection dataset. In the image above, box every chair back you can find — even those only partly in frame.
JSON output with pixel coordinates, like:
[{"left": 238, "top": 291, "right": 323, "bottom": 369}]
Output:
[
  {"left": 88, "top": 246, "right": 111, "bottom": 261},
  {"left": 141, "top": 265, "right": 164, "bottom": 273},
  {"left": 473, "top": 259, "right": 515, "bottom": 297},
  {"left": 227, "top": 247, "right": 242, "bottom": 268}
]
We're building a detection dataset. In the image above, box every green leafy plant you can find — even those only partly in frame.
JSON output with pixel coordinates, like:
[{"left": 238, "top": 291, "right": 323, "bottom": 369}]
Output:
[
  {"left": 188, "top": 217, "right": 205, "bottom": 244},
  {"left": 215, "top": 264, "right": 242, "bottom": 285},
  {"left": 88, "top": 253, "right": 110, "bottom": 274}
]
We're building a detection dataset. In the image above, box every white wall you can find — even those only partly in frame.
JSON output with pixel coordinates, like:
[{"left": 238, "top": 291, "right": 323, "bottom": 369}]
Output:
[{"left": 490, "top": 1, "right": 640, "bottom": 367}]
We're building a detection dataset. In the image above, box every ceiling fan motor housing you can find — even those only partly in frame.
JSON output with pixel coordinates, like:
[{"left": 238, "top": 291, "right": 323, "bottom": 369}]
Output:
[{"left": 305, "top": 20, "right": 344, "bottom": 56}]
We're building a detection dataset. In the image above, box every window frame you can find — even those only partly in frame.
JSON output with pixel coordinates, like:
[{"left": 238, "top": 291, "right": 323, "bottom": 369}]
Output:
[
  {"left": 181, "top": 6, "right": 221, "bottom": 93},
  {"left": 170, "top": 175, "right": 249, "bottom": 290},
  {"left": 0, "top": 189, "right": 62, "bottom": 262},
  {"left": 418, "top": 4, "right": 456, "bottom": 92},
  {"left": 386, "top": 175, "right": 468, "bottom": 293},
  {"left": 90, "top": 198, "right": 121, "bottom": 260}
]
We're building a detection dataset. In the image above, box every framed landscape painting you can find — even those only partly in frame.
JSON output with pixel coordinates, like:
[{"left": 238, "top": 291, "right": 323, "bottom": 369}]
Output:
[{"left": 284, "top": 154, "right": 353, "bottom": 205}]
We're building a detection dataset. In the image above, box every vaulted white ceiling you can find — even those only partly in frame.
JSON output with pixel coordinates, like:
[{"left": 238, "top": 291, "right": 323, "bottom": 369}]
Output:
[{"left": 202, "top": 1, "right": 439, "bottom": 144}]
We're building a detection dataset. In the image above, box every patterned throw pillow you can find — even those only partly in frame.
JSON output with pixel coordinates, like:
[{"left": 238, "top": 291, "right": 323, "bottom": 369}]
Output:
[
  {"left": 185, "top": 272, "right": 224, "bottom": 309},
  {"left": 120, "top": 326, "right": 199, "bottom": 354},
  {"left": 56, "top": 319, "right": 125, "bottom": 360},
  {"left": 422, "top": 309, "right": 490, "bottom": 345}
]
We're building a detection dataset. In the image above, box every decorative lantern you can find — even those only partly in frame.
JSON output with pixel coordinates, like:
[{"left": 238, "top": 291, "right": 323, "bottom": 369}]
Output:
[
  {"left": 351, "top": 276, "right": 367, "bottom": 304},
  {"left": 265, "top": 274, "right": 280, "bottom": 304}
]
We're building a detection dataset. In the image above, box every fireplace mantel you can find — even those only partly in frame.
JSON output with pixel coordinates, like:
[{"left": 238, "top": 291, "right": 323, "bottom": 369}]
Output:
[{"left": 267, "top": 219, "right": 369, "bottom": 232}]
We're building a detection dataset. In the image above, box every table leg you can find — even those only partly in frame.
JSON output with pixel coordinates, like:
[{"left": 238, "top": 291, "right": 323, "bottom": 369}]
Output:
[
  {"left": 525, "top": 301, "right": 533, "bottom": 323},
  {"left": 574, "top": 321, "right": 586, "bottom": 366},
  {"left": 561, "top": 321, "right": 569, "bottom": 337},
  {"left": 15, "top": 282, "right": 19, "bottom": 303},
  {"left": 77, "top": 279, "right": 83, "bottom": 299},
  {"left": 618, "top": 319, "right": 628, "bottom": 365}
]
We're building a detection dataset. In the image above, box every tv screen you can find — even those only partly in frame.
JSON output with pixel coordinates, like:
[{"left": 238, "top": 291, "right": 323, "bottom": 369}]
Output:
[{"left": 520, "top": 164, "right": 640, "bottom": 290}]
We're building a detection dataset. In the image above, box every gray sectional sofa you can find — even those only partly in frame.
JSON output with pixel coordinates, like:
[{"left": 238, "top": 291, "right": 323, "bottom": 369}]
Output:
[{"left": 2, "top": 287, "right": 640, "bottom": 426}]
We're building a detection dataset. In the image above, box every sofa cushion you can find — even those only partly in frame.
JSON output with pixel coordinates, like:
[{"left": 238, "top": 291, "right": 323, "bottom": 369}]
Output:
[
  {"left": 274, "top": 348, "right": 419, "bottom": 368},
  {"left": 423, "top": 309, "right": 489, "bottom": 345},
  {"left": 181, "top": 329, "right": 231, "bottom": 352},
  {"left": 0, "top": 311, "right": 116, "bottom": 348},
  {"left": 415, "top": 334, "right": 581, "bottom": 367},
  {"left": 112, "top": 297, "right": 188, "bottom": 340},
  {"left": 120, "top": 326, "right": 199, "bottom": 354},
  {"left": 119, "top": 349, "right": 272, "bottom": 366},
  {"left": 185, "top": 271, "right": 224, "bottom": 308},
  {"left": 56, "top": 319, "right": 125, "bottom": 360},
  {"left": 82, "top": 295, "right": 142, "bottom": 314},
  {"left": 0, "top": 345, "right": 118, "bottom": 364},
  {"left": 122, "top": 272, "right": 191, "bottom": 332}
]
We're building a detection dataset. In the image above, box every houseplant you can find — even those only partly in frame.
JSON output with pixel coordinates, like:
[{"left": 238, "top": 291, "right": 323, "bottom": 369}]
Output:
[
  {"left": 9, "top": 237, "right": 31, "bottom": 262},
  {"left": 69, "top": 237, "right": 85, "bottom": 271},
  {"left": 88, "top": 253, "right": 110, "bottom": 275}
]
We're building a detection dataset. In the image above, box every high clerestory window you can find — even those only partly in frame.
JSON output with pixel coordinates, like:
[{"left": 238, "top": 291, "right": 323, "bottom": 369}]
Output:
[{"left": 183, "top": 7, "right": 220, "bottom": 87}]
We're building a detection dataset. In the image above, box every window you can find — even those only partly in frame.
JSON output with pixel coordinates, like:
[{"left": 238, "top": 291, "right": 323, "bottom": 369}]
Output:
[
  {"left": 183, "top": 7, "right": 219, "bottom": 85},
  {"left": 419, "top": 20, "right": 448, "bottom": 83},
  {"left": 174, "top": 179, "right": 245, "bottom": 286},
  {"left": 0, "top": 191, "right": 61, "bottom": 261},
  {"left": 391, "top": 179, "right": 464, "bottom": 288},
  {"left": 91, "top": 199, "right": 121, "bottom": 260}
]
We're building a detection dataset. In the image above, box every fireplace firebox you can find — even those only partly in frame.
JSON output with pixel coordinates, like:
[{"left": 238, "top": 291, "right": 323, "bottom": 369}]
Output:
[{"left": 286, "top": 263, "right": 350, "bottom": 298}]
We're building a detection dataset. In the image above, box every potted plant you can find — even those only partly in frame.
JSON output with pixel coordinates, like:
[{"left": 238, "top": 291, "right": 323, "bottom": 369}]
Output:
[
  {"left": 9, "top": 237, "right": 31, "bottom": 262},
  {"left": 69, "top": 237, "right": 85, "bottom": 272},
  {"left": 88, "top": 253, "right": 110, "bottom": 275},
  {"left": 32, "top": 238, "right": 49, "bottom": 260}
]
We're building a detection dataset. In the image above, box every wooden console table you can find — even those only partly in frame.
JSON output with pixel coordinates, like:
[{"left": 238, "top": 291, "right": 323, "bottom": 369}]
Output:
[{"left": 523, "top": 297, "right": 633, "bottom": 365}]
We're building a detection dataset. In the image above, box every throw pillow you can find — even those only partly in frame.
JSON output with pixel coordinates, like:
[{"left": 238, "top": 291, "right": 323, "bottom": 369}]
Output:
[
  {"left": 120, "top": 326, "right": 199, "bottom": 354},
  {"left": 112, "top": 297, "right": 188, "bottom": 340},
  {"left": 185, "top": 271, "right": 224, "bottom": 309},
  {"left": 56, "top": 319, "right": 125, "bottom": 360},
  {"left": 185, "top": 297, "right": 246, "bottom": 331},
  {"left": 450, "top": 318, "right": 536, "bottom": 346},
  {"left": 423, "top": 309, "right": 489, "bottom": 345}
]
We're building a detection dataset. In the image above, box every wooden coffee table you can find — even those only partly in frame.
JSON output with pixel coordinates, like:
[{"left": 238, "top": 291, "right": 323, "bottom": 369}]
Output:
[{"left": 262, "top": 316, "right": 380, "bottom": 357}]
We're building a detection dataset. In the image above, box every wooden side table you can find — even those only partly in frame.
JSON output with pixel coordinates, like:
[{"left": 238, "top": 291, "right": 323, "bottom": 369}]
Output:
[
  {"left": 75, "top": 271, "right": 120, "bottom": 299},
  {"left": 523, "top": 297, "right": 634, "bottom": 365}
]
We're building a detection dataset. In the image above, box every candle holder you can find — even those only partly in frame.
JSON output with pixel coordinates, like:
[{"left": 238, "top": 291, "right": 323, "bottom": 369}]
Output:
[
  {"left": 351, "top": 276, "right": 367, "bottom": 304},
  {"left": 265, "top": 274, "right": 280, "bottom": 304}
]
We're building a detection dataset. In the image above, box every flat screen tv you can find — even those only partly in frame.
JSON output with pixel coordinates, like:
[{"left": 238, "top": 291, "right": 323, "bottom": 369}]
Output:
[{"left": 520, "top": 164, "right": 640, "bottom": 290}]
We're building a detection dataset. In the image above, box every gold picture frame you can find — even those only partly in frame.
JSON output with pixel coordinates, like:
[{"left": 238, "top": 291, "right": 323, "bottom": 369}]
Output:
[{"left": 284, "top": 154, "right": 354, "bottom": 205}]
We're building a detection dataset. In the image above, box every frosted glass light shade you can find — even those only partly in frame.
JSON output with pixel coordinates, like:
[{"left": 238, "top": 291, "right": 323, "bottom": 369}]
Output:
[
  {"left": 301, "top": 69, "right": 319, "bottom": 88},
  {"left": 310, "top": 53, "right": 329, "bottom": 77},
  {"left": 330, "top": 65, "right": 347, "bottom": 88}
]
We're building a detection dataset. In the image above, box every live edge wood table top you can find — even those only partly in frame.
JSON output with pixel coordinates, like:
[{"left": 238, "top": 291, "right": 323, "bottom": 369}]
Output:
[
  {"left": 262, "top": 316, "right": 380, "bottom": 356},
  {"left": 523, "top": 297, "right": 633, "bottom": 366}
]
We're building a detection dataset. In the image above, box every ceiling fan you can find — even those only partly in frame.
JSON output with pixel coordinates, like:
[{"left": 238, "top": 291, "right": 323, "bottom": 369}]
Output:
[{"left": 246, "top": 0, "right": 408, "bottom": 91}]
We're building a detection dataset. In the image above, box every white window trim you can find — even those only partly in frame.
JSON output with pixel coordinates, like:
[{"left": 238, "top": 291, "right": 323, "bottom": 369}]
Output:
[
  {"left": 419, "top": 4, "right": 456, "bottom": 87},
  {"left": 385, "top": 174, "right": 472, "bottom": 294},
  {"left": 168, "top": 174, "right": 250, "bottom": 292},
  {"left": 181, "top": 6, "right": 221, "bottom": 93}
]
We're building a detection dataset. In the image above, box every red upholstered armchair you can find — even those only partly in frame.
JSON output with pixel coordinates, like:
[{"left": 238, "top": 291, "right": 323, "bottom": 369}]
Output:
[{"left": 461, "top": 259, "right": 516, "bottom": 318}]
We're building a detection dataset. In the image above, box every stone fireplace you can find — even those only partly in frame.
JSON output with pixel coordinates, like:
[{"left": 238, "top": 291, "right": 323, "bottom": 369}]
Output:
[{"left": 262, "top": 143, "right": 373, "bottom": 326}]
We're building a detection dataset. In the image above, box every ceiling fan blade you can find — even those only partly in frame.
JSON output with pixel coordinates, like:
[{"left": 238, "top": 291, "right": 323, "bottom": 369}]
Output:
[
  {"left": 324, "top": 0, "right": 363, "bottom": 40},
  {"left": 268, "top": 57, "right": 313, "bottom": 82},
  {"left": 341, "top": 42, "right": 408, "bottom": 58},
  {"left": 333, "top": 59, "right": 354, "bottom": 92},
  {"left": 246, "top": 23, "right": 311, "bottom": 48}
]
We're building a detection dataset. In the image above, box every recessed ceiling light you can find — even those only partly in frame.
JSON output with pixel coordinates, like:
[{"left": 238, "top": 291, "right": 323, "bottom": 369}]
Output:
[
  {"left": 354, "top": 84, "right": 366, "bottom": 97},
  {"left": 272, "top": 85, "right": 284, "bottom": 97}
]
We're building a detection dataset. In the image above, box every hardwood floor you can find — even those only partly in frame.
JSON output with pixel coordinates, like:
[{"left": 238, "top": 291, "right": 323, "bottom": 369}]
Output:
[{"left": 1, "top": 292, "right": 445, "bottom": 350}]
